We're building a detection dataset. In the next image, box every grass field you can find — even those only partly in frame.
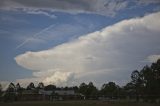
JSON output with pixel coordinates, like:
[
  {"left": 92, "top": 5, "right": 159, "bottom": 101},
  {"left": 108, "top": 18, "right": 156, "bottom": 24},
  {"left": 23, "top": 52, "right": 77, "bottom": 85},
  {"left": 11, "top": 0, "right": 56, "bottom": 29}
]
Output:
[{"left": 0, "top": 100, "right": 159, "bottom": 106}]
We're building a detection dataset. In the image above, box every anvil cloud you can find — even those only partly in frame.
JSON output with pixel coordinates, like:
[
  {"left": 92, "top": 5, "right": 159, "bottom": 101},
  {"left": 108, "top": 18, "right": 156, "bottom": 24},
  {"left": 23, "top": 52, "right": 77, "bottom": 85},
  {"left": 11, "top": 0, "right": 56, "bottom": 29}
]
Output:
[{"left": 15, "top": 12, "right": 160, "bottom": 86}]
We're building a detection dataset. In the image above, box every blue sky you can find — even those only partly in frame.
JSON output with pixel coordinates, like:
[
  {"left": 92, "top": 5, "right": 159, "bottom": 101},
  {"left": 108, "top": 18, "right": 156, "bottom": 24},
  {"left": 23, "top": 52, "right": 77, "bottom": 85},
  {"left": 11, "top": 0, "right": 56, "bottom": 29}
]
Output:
[{"left": 0, "top": 0, "right": 160, "bottom": 87}]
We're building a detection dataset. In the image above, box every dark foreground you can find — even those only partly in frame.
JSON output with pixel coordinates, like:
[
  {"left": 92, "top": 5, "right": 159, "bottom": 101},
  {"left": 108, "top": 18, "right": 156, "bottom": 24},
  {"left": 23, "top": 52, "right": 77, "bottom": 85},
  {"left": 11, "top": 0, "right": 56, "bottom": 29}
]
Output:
[{"left": 0, "top": 100, "right": 159, "bottom": 106}]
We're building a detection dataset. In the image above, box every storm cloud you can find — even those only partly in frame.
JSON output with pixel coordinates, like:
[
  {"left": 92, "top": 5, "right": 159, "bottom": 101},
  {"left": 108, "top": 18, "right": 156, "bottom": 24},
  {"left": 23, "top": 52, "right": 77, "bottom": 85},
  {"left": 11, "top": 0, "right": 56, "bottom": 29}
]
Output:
[{"left": 15, "top": 12, "right": 160, "bottom": 86}]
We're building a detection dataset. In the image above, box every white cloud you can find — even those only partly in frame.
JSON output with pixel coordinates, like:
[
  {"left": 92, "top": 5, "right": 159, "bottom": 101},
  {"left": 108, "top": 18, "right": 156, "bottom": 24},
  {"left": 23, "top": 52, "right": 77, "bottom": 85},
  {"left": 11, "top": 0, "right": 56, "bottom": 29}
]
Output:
[
  {"left": 18, "top": 8, "right": 57, "bottom": 19},
  {"left": 43, "top": 71, "right": 75, "bottom": 86},
  {"left": 15, "top": 12, "right": 160, "bottom": 87},
  {"left": 146, "top": 55, "right": 160, "bottom": 63}
]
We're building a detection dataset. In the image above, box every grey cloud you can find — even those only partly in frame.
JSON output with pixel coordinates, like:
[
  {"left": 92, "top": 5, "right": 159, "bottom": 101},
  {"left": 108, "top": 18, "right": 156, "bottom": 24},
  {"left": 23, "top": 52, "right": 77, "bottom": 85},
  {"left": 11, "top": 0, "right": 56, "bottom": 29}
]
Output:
[
  {"left": 1, "top": 0, "right": 160, "bottom": 16},
  {"left": 0, "top": 0, "right": 128, "bottom": 16}
]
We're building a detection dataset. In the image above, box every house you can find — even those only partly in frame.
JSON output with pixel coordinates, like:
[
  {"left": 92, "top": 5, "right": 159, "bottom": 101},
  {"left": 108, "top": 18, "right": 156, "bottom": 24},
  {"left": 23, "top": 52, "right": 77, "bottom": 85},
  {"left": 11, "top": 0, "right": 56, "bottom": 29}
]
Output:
[
  {"left": 39, "top": 89, "right": 85, "bottom": 100},
  {"left": 16, "top": 89, "right": 43, "bottom": 101},
  {"left": 54, "top": 90, "right": 85, "bottom": 100},
  {"left": 39, "top": 89, "right": 53, "bottom": 95},
  {"left": 38, "top": 89, "right": 53, "bottom": 100},
  {"left": 55, "top": 90, "right": 75, "bottom": 95}
]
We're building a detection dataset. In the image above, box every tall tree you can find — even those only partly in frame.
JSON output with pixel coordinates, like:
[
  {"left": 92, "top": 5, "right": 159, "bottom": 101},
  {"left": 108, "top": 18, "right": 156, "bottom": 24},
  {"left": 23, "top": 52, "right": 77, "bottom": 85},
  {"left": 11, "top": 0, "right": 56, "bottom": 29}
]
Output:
[
  {"left": 140, "top": 59, "right": 160, "bottom": 102},
  {"left": 15, "top": 83, "right": 24, "bottom": 94},
  {"left": 100, "top": 82, "right": 119, "bottom": 98},
  {"left": 27, "top": 82, "right": 35, "bottom": 90},
  {"left": 37, "top": 82, "right": 44, "bottom": 89},
  {"left": 87, "top": 82, "right": 98, "bottom": 97},
  {"left": 0, "top": 83, "right": 2, "bottom": 96},
  {"left": 123, "top": 82, "right": 135, "bottom": 98},
  {"left": 131, "top": 70, "right": 143, "bottom": 101},
  {"left": 79, "top": 82, "right": 98, "bottom": 99},
  {"left": 129, "top": 59, "right": 160, "bottom": 102},
  {"left": 72, "top": 86, "right": 79, "bottom": 93},
  {"left": 16, "top": 83, "right": 21, "bottom": 90},
  {"left": 79, "top": 82, "right": 88, "bottom": 96},
  {"left": 7, "top": 83, "right": 15, "bottom": 92},
  {"left": 4, "top": 83, "right": 16, "bottom": 102}
]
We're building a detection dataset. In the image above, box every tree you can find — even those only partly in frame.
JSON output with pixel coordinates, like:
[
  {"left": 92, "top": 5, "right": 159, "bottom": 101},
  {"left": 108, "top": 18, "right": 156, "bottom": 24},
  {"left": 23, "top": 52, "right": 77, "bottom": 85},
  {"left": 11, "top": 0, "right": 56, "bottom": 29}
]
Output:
[
  {"left": 79, "top": 82, "right": 88, "bottom": 96},
  {"left": 79, "top": 82, "right": 98, "bottom": 99},
  {"left": 15, "top": 83, "right": 24, "bottom": 95},
  {"left": 131, "top": 70, "right": 144, "bottom": 101},
  {"left": 72, "top": 86, "right": 79, "bottom": 93},
  {"left": 0, "top": 83, "right": 2, "bottom": 96},
  {"left": 4, "top": 83, "right": 16, "bottom": 102},
  {"left": 7, "top": 83, "right": 15, "bottom": 92},
  {"left": 16, "top": 83, "right": 21, "bottom": 91},
  {"left": 100, "top": 82, "right": 119, "bottom": 99},
  {"left": 123, "top": 82, "right": 135, "bottom": 98},
  {"left": 37, "top": 82, "right": 44, "bottom": 89},
  {"left": 44, "top": 84, "right": 56, "bottom": 91},
  {"left": 0, "top": 83, "right": 2, "bottom": 90},
  {"left": 131, "top": 70, "right": 140, "bottom": 83},
  {"left": 129, "top": 59, "right": 160, "bottom": 102},
  {"left": 27, "top": 82, "right": 35, "bottom": 90},
  {"left": 140, "top": 59, "right": 160, "bottom": 102},
  {"left": 150, "top": 59, "right": 160, "bottom": 95},
  {"left": 86, "top": 82, "right": 98, "bottom": 98}
]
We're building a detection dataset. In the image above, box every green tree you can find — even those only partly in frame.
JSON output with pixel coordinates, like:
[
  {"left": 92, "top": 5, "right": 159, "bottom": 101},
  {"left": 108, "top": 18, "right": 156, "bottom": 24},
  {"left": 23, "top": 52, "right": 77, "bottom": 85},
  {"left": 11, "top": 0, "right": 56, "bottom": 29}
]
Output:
[
  {"left": 7, "top": 83, "right": 15, "bottom": 92},
  {"left": 100, "top": 82, "right": 119, "bottom": 99},
  {"left": 79, "top": 82, "right": 98, "bottom": 99},
  {"left": 131, "top": 70, "right": 144, "bottom": 101},
  {"left": 44, "top": 84, "right": 56, "bottom": 91},
  {"left": 0, "top": 83, "right": 2, "bottom": 96},
  {"left": 140, "top": 59, "right": 160, "bottom": 102},
  {"left": 26, "top": 82, "right": 35, "bottom": 90},
  {"left": 129, "top": 59, "right": 160, "bottom": 102},
  {"left": 4, "top": 83, "right": 16, "bottom": 102},
  {"left": 150, "top": 59, "right": 160, "bottom": 95},
  {"left": 123, "top": 82, "right": 135, "bottom": 98},
  {"left": 86, "top": 82, "right": 98, "bottom": 98},
  {"left": 72, "top": 86, "right": 79, "bottom": 93},
  {"left": 79, "top": 82, "right": 88, "bottom": 96},
  {"left": 37, "top": 82, "right": 44, "bottom": 89},
  {"left": 15, "top": 83, "right": 24, "bottom": 95}
]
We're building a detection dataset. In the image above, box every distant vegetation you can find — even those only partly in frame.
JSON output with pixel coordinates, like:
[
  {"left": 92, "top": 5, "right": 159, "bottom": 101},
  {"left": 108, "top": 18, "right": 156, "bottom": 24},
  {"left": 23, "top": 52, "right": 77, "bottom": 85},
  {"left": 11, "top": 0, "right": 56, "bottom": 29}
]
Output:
[{"left": 0, "top": 59, "right": 160, "bottom": 103}]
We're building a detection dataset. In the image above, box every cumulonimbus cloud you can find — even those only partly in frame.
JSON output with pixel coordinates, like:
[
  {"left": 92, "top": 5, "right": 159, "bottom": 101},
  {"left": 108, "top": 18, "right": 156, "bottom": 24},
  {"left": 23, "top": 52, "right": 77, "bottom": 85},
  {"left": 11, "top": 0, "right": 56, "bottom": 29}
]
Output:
[{"left": 15, "top": 12, "right": 160, "bottom": 86}]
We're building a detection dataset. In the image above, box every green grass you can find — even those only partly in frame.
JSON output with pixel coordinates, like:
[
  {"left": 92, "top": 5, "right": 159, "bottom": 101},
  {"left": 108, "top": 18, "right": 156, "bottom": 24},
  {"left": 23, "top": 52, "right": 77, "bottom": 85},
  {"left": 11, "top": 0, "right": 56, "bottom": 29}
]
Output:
[{"left": 0, "top": 100, "right": 159, "bottom": 106}]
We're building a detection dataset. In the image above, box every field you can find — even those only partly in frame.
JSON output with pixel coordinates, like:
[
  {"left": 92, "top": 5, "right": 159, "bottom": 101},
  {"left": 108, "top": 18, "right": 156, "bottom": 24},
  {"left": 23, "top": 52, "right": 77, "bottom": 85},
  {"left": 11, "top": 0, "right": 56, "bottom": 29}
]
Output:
[{"left": 0, "top": 100, "right": 159, "bottom": 106}]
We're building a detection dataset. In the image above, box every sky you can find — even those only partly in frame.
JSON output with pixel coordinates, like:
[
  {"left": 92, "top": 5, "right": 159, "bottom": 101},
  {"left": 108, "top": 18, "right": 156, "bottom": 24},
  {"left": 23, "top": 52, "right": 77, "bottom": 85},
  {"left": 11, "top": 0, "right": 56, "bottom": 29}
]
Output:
[{"left": 0, "top": 0, "right": 160, "bottom": 88}]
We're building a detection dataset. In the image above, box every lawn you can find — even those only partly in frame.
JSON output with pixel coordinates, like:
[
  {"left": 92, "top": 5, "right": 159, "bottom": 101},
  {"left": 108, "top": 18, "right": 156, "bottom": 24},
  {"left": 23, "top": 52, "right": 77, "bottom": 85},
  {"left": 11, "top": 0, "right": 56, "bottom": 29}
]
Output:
[{"left": 0, "top": 100, "right": 159, "bottom": 106}]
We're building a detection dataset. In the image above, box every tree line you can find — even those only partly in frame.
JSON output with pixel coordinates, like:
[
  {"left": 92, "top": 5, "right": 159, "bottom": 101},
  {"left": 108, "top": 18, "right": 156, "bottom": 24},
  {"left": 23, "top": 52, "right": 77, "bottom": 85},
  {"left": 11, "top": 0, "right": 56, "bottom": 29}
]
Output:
[{"left": 0, "top": 59, "right": 160, "bottom": 102}]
